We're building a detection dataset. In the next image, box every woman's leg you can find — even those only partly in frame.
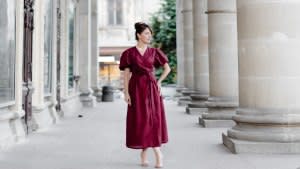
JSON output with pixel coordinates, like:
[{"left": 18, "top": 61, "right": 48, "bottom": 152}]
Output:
[
  {"left": 140, "top": 148, "right": 149, "bottom": 166},
  {"left": 153, "top": 147, "right": 163, "bottom": 168}
]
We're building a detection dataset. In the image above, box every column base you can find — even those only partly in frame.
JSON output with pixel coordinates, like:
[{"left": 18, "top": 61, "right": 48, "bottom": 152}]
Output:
[
  {"left": 174, "top": 87, "right": 184, "bottom": 98},
  {"left": 188, "top": 101, "right": 207, "bottom": 108},
  {"left": 190, "top": 94, "right": 208, "bottom": 101},
  {"left": 186, "top": 107, "right": 208, "bottom": 114},
  {"left": 199, "top": 117, "right": 235, "bottom": 128},
  {"left": 0, "top": 110, "right": 26, "bottom": 150},
  {"left": 178, "top": 96, "right": 191, "bottom": 106},
  {"left": 61, "top": 95, "right": 82, "bottom": 117},
  {"left": 185, "top": 94, "right": 209, "bottom": 114},
  {"left": 23, "top": 116, "right": 39, "bottom": 133},
  {"left": 222, "top": 133, "right": 300, "bottom": 154},
  {"left": 80, "top": 92, "right": 96, "bottom": 107},
  {"left": 92, "top": 87, "right": 102, "bottom": 102},
  {"left": 55, "top": 109, "right": 64, "bottom": 118},
  {"left": 186, "top": 101, "right": 208, "bottom": 114},
  {"left": 178, "top": 89, "right": 204, "bottom": 106},
  {"left": 181, "top": 90, "right": 202, "bottom": 96},
  {"left": 198, "top": 100, "right": 237, "bottom": 128},
  {"left": 32, "top": 102, "right": 62, "bottom": 130},
  {"left": 176, "top": 87, "right": 187, "bottom": 93}
]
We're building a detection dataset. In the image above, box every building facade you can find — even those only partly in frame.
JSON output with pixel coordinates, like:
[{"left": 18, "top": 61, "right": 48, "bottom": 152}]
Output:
[{"left": 0, "top": 0, "right": 98, "bottom": 148}]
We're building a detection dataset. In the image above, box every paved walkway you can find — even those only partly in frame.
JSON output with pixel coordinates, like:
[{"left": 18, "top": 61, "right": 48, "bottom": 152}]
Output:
[{"left": 0, "top": 99, "right": 300, "bottom": 169}]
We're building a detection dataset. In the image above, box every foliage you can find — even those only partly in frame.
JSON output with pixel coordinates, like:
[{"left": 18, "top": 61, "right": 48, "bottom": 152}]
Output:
[{"left": 149, "top": 0, "right": 176, "bottom": 84}]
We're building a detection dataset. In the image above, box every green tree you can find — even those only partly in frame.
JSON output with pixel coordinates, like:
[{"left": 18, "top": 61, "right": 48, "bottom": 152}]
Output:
[{"left": 150, "top": 0, "right": 176, "bottom": 84}]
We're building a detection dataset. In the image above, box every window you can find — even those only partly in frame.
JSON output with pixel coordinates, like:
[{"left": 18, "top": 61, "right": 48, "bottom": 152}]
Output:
[
  {"left": 0, "top": 0, "right": 15, "bottom": 104},
  {"left": 44, "top": 0, "right": 53, "bottom": 94},
  {"left": 68, "top": 1, "right": 75, "bottom": 89},
  {"left": 107, "top": 0, "right": 123, "bottom": 25}
]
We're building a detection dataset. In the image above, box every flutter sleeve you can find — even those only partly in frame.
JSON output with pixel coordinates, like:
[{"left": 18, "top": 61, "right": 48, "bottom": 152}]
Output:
[
  {"left": 154, "top": 48, "right": 169, "bottom": 68},
  {"left": 119, "top": 50, "right": 131, "bottom": 71}
]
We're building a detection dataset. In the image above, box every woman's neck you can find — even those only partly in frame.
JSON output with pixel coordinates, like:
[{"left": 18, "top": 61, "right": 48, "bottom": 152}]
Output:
[{"left": 136, "top": 42, "right": 147, "bottom": 49}]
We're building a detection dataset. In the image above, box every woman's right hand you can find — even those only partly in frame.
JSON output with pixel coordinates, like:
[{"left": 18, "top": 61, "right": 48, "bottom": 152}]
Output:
[{"left": 125, "top": 93, "right": 131, "bottom": 106}]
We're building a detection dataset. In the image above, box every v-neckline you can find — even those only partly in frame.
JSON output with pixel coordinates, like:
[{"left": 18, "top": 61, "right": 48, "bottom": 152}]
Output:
[{"left": 135, "top": 46, "right": 148, "bottom": 58}]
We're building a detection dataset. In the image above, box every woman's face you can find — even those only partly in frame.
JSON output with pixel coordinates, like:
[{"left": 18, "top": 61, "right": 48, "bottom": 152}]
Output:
[{"left": 138, "top": 28, "right": 152, "bottom": 44}]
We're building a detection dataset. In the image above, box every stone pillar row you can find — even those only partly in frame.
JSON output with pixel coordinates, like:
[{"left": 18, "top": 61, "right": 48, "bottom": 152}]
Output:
[
  {"left": 180, "top": 0, "right": 239, "bottom": 129},
  {"left": 177, "top": 0, "right": 300, "bottom": 154},
  {"left": 223, "top": 0, "right": 300, "bottom": 153}
]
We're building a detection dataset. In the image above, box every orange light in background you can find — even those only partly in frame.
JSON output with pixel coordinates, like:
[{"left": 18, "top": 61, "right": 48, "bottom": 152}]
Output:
[{"left": 98, "top": 56, "right": 121, "bottom": 87}]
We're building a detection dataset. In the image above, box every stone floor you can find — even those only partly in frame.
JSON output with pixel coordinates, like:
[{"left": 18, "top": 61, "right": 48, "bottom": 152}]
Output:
[{"left": 0, "top": 99, "right": 300, "bottom": 169}]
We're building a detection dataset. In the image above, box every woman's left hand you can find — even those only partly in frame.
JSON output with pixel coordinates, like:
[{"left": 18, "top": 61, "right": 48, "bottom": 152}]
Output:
[{"left": 157, "top": 82, "right": 162, "bottom": 96}]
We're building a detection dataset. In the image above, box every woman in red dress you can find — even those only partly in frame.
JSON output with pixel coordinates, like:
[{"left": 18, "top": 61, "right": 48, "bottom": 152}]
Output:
[{"left": 119, "top": 22, "right": 171, "bottom": 168}]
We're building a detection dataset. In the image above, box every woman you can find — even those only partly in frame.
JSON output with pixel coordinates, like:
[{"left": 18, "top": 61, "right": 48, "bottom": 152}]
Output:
[{"left": 119, "top": 22, "right": 171, "bottom": 168}]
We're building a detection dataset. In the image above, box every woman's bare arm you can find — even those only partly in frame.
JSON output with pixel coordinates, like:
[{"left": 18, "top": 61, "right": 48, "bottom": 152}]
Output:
[
  {"left": 157, "top": 63, "right": 171, "bottom": 84},
  {"left": 124, "top": 68, "right": 132, "bottom": 105},
  {"left": 157, "top": 63, "right": 171, "bottom": 95}
]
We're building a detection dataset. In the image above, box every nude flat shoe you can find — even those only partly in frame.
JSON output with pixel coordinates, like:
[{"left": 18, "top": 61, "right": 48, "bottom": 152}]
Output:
[
  {"left": 154, "top": 165, "right": 163, "bottom": 168},
  {"left": 141, "top": 162, "right": 149, "bottom": 167}
]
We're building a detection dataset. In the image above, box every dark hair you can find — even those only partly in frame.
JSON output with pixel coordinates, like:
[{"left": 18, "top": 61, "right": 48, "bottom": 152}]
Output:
[{"left": 134, "top": 22, "right": 153, "bottom": 40}]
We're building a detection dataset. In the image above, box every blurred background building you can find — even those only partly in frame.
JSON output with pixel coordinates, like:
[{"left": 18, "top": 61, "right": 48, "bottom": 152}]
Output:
[{"left": 97, "top": 0, "right": 161, "bottom": 88}]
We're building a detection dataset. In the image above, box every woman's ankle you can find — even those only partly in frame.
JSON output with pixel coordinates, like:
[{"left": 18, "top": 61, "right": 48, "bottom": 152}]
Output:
[{"left": 140, "top": 150, "right": 148, "bottom": 163}]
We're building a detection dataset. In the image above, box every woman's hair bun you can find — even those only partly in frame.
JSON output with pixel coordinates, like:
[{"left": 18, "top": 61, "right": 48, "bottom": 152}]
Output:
[{"left": 135, "top": 22, "right": 143, "bottom": 30}]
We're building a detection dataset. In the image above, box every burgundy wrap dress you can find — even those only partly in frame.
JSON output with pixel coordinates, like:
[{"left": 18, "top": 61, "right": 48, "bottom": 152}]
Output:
[{"left": 119, "top": 46, "right": 169, "bottom": 149}]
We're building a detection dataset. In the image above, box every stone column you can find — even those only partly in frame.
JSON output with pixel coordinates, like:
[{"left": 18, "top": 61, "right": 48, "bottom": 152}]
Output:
[
  {"left": 74, "top": 1, "right": 80, "bottom": 92},
  {"left": 176, "top": 0, "right": 185, "bottom": 90},
  {"left": 90, "top": 0, "right": 101, "bottom": 102},
  {"left": 182, "top": 0, "right": 194, "bottom": 90},
  {"left": 178, "top": 0, "right": 194, "bottom": 106},
  {"left": 49, "top": 0, "right": 61, "bottom": 120},
  {"left": 198, "top": 0, "right": 238, "bottom": 127},
  {"left": 78, "top": 0, "right": 96, "bottom": 107},
  {"left": 223, "top": 0, "right": 300, "bottom": 153},
  {"left": 32, "top": 0, "right": 44, "bottom": 109},
  {"left": 59, "top": 0, "right": 67, "bottom": 99},
  {"left": 10, "top": 0, "right": 26, "bottom": 141},
  {"left": 186, "top": 0, "right": 209, "bottom": 114},
  {"left": 31, "top": 0, "right": 45, "bottom": 130},
  {"left": 193, "top": 0, "right": 209, "bottom": 95}
]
